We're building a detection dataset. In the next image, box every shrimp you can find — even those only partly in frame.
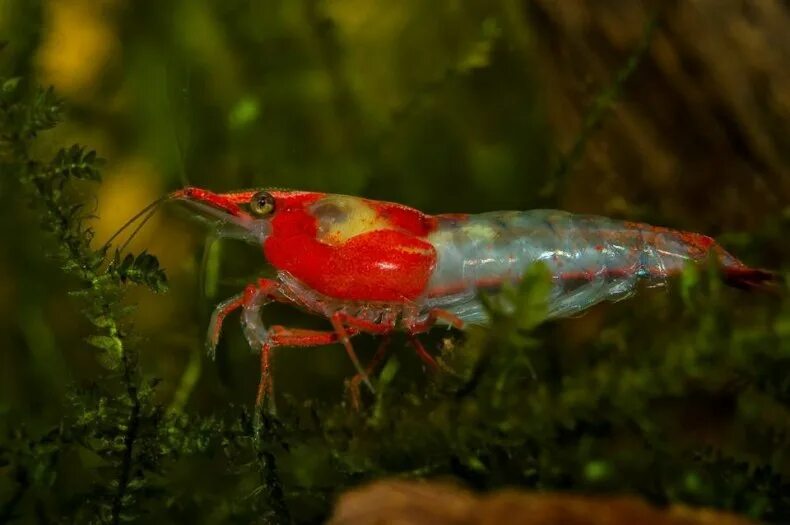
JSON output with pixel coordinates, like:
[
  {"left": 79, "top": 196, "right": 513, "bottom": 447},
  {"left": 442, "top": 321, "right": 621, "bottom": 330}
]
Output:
[{"left": 121, "top": 187, "right": 777, "bottom": 410}]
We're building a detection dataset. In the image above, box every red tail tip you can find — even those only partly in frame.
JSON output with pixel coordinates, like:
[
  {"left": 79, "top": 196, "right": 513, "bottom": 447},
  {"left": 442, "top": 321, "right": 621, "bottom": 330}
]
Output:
[{"left": 723, "top": 268, "right": 783, "bottom": 292}]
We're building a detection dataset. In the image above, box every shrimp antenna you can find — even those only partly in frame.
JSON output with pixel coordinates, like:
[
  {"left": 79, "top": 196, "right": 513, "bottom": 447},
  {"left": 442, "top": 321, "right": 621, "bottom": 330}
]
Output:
[
  {"left": 116, "top": 202, "right": 161, "bottom": 255},
  {"left": 102, "top": 195, "right": 168, "bottom": 254}
]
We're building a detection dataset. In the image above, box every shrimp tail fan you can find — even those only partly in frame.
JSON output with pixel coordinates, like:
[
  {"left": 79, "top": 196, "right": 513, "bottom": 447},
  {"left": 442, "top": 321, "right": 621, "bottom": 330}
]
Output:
[{"left": 722, "top": 267, "right": 784, "bottom": 293}]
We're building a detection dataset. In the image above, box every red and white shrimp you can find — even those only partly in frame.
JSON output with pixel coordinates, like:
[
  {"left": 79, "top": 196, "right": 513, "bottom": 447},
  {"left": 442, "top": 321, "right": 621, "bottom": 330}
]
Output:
[{"left": 129, "top": 187, "right": 776, "bottom": 410}]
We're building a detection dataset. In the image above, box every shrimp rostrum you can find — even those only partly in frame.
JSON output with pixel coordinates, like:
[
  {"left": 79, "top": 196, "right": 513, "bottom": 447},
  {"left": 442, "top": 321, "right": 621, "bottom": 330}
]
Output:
[{"left": 126, "top": 187, "right": 777, "bottom": 409}]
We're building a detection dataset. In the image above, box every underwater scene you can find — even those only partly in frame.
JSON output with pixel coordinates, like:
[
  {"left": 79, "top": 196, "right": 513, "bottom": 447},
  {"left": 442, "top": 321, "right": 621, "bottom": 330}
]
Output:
[{"left": 1, "top": 1, "right": 789, "bottom": 523}]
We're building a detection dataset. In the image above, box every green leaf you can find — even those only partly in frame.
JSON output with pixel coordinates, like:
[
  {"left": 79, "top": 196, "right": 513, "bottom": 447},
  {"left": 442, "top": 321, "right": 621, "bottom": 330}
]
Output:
[
  {"left": 84, "top": 312, "right": 115, "bottom": 329},
  {"left": 2, "top": 76, "right": 21, "bottom": 94},
  {"left": 26, "top": 86, "right": 62, "bottom": 136},
  {"left": 49, "top": 144, "right": 102, "bottom": 181},
  {"left": 512, "top": 262, "right": 552, "bottom": 331},
  {"left": 86, "top": 335, "right": 123, "bottom": 355},
  {"left": 480, "top": 262, "right": 552, "bottom": 331},
  {"left": 111, "top": 251, "right": 168, "bottom": 293}
]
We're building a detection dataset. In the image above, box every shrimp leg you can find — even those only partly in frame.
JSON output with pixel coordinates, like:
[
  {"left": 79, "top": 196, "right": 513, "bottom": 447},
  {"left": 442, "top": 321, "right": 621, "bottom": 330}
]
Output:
[
  {"left": 209, "top": 280, "right": 384, "bottom": 409},
  {"left": 206, "top": 278, "right": 280, "bottom": 359},
  {"left": 347, "top": 336, "right": 392, "bottom": 411},
  {"left": 408, "top": 308, "right": 463, "bottom": 371},
  {"left": 206, "top": 292, "right": 246, "bottom": 359},
  {"left": 257, "top": 327, "right": 357, "bottom": 412},
  {"left": 408, "top": 308, "right": 465, "bottom": 333},
  {"left": 206, "top": 279, "right": 343, "bottom": 411},
  {"left": 330, "top": 312, "right": 393, "bottom": 393},
  {"left": 345, "top": 309, "right": 463, "bottom": 410}
]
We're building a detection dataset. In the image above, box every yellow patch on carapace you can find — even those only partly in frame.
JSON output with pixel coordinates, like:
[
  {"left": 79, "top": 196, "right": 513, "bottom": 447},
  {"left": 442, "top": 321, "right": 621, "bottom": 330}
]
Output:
[
  {"left": 312, "top": 195, "right": 393, "bottom": 245},
  {"left": 461, "top": 223, "right": 499, "bottom": 241},
  {"left": 395, "top": 244, "right": 435, "bottom": 256},
  {"left": 426, "top": 229, "right": 454, "bottom": 245}
]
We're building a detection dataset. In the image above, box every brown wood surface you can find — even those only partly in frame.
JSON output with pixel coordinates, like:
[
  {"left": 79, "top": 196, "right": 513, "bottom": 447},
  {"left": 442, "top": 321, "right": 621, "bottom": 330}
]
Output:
[{"left": 328, "top": 479, "right": 757, "bottom": 525}]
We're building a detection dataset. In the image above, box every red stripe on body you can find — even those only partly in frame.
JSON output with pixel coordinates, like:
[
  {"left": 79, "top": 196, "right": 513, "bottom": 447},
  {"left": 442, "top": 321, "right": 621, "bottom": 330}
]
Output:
[{"left": 366, "top": 199, "right": 439, "bottom": 236}]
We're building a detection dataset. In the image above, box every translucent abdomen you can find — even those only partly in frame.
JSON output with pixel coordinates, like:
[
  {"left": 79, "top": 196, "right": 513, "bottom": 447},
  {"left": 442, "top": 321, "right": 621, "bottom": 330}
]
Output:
[{"left": 422, "top": 210, "right": 721, "bottom": 322}]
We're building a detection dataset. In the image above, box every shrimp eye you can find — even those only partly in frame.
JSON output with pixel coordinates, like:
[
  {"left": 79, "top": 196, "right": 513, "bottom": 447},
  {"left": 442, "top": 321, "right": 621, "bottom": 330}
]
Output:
[{"left": 249, "top": 191, "right": 275, "bottom": 217}]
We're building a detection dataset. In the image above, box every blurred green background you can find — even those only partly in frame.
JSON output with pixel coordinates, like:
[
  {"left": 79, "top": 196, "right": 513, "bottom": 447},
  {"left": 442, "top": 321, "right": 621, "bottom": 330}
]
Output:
[{"left": 1, "top": 0, "right": 789, "bottom": 522}]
